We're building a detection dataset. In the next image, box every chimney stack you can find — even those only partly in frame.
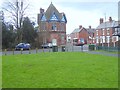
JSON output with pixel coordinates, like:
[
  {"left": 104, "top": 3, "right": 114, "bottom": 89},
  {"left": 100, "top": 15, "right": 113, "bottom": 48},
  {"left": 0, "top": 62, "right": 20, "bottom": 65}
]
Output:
[
  {"left": 100, "top": 18, "right": 104, "bottom": 24},
  {"left": 79, "top": 25, "right": 82, "bottom": 29},
  {"left": 89, "top": 26, "right": 91, "bottom": 29},
  {"left": 109, "top": 17, "right": 112, "bottom": 22},
  {"left": 40, "top": 8, "right": 44, "bottom": 14}
]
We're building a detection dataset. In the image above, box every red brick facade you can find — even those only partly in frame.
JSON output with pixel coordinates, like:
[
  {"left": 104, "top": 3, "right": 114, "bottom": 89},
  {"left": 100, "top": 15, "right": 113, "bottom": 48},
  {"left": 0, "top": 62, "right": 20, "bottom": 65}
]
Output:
[
  {"left": 95, "top": 17, "right": 119, "bottom": 47},
  {"left": 37, "top": 3, "right": 67, "bottom": 46},
  {"left": 70, "top": 25, "right": 95, "bottom": 45}
]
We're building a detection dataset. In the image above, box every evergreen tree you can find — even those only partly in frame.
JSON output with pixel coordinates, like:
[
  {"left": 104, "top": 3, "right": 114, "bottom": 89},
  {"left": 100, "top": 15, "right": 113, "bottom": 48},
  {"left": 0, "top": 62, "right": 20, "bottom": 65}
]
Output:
[{"left": 22, "top": 17, "right": 37, "bottom": 47}]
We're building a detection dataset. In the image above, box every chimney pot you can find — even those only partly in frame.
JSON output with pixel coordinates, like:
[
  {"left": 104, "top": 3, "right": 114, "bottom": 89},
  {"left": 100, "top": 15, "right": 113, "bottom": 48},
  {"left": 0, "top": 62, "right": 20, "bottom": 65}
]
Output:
[
  {"left": 89, "top": 26, "right": 91, "bottom": 29},
  {"left": 79, "top": 25, "right": 82, "bottom": 29},
  {"left": 40, "top": 8, "right": 44, "bottom": 14},
  {"left": 100, "top": 18, "right": 104, "bottom": 24},
  {"left": 109, "top": 17, "right": 112, "bottom": 22}
]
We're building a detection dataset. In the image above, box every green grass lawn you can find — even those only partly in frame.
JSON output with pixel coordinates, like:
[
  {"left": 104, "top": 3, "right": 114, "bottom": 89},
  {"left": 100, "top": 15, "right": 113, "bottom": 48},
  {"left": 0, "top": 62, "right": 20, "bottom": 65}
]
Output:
[{"left": 2, "top": 52, "right": 118, "bottom": 88}]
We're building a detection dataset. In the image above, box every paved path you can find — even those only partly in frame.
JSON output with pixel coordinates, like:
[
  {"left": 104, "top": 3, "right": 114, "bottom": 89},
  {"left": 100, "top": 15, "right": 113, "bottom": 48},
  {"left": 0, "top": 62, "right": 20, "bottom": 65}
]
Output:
[{"left": 86, "top": 51, "right": 119, "bottom": 57}]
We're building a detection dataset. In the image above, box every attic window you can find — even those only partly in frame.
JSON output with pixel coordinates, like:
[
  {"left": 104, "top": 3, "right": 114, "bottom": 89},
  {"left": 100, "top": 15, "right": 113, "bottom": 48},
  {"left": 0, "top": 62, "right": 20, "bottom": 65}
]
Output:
[
  {"left": 41, "top": 14, "right": 46, "bottom": 21},
  {"left": 50, "top": 13, "right": 58, "bottom": 21},
  {"left": 61, "top": 15, "right": 66, "bottom": 22}
]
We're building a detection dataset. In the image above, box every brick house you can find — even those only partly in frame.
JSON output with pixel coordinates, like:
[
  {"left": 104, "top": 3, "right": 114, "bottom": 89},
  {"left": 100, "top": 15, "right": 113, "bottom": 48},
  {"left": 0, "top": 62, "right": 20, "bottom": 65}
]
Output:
[
  {"left": 37, "top": 2, "right": 67, "bottom": 46},
  {"left": 70, "top": 25, "right": 95, "bottom": 45},
  {"left": 95, "top": 17, "right": 119, "bottom": 47}
]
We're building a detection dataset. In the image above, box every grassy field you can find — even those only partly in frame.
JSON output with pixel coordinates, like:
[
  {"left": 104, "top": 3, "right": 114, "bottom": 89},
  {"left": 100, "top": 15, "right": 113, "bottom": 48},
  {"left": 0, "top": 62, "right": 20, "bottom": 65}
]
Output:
[{"left": 2, "top": 52, "right": 118, "bottom": 88}]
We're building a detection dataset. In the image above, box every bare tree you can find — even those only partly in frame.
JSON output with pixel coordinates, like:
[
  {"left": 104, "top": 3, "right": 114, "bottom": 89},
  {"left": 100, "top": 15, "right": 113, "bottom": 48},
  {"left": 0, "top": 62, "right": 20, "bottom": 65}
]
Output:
[
  {"left": 2, "top": 0, "right": 29, "bottom": 29},
  {"left": 2, "top": 0, "right": 29, "bottom": 42}
]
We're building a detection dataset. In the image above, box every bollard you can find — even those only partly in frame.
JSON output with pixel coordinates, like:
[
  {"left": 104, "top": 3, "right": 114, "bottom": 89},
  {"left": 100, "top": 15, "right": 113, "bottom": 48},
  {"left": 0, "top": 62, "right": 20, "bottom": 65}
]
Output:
[
  {"left": 36, "top": 48, "right": 38, "bottom": 53},
  {"left": 21, "top": 48, "right": 23, "bottom": 54},
  {"left": 67, "top": 48, "right": 68, "bottom": 52},
  {"left": 72, "top": 45, "right": 74, "bottom": 52},
  {"left": 4, "top": 49, "right": 7, "bottom": 55},
  {"left": 81, "top": 46, "right": 83, "bottom": 52},
  {"left": 12, "top": 49, "right": 14, "bottom": 55},
  {"left": 43, "top": 48, "right": 44, "bottom": 52},
  {"left": 49, "top": 47, "right": 50, "bottom": 52},
  {"left": 29, "top": 49, "right": 31, "bottom": 54}
]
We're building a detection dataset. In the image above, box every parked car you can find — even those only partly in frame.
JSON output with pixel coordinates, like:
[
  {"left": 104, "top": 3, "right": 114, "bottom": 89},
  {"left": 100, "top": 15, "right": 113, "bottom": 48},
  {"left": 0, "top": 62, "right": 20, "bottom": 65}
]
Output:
[
  {"left": 47, "top": 43, "right": 53, "bottom": 48},
  {"left": 15, "top": 43, "right": 31, "bottom": 50},
  {"left": 41, "top": 43, "right": 53, "bottom": 48}
]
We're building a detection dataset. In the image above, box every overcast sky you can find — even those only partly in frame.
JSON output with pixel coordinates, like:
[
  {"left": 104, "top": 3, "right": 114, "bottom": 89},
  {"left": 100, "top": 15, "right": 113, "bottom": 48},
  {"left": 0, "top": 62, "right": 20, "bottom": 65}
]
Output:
[{"left": 0, "top": 0, "right": 119, "bottom": 34}]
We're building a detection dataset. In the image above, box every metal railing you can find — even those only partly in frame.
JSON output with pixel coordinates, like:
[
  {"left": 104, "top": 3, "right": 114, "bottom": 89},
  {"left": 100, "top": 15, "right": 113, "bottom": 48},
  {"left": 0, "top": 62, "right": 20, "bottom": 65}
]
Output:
[{"left": 96, "top": 46, "right": 119, "bottom": 52}]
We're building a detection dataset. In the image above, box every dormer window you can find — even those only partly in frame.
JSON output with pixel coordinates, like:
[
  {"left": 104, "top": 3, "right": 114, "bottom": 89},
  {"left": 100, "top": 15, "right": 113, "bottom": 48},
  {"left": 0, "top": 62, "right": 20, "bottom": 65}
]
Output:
[
  {"left": 50, "top": 13, "right": 59, "bottom": 21},
  {"left": 61, "top": 16, "right": 66, "bottom": 23},
  {"left": 41, "top": 14, "right": 46, "bottom": 21}
]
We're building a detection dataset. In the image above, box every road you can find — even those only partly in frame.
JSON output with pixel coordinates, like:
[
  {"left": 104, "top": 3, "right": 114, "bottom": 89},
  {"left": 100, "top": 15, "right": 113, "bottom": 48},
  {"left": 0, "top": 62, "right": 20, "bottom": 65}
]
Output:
[
  {"left": 2, "top": 44, "right": 89, "bottom": 55},
  {"left": 1, "top": 44, "right": 119, "bottom": 57}
]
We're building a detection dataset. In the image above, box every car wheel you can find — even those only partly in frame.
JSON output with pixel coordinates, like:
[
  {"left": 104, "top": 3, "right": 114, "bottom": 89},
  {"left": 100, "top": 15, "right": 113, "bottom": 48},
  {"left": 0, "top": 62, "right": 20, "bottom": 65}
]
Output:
[{"left": 21, "top": 48, "right": 23, "bottom": 51}]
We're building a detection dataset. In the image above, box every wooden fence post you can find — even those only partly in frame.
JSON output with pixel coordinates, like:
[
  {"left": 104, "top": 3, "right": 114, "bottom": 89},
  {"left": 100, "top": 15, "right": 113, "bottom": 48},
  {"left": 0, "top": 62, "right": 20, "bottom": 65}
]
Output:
[
  {"left": 4, "top": 49, "right": 7, "bottom": 55},
  {"left": 29, "top": 49, "right": 31, "bottom": 54},
  {"left": 43, "top": 48, "right": 44, "bottom": 52},
  {"left": 21, "top": 48, "right": 23, "bottom": 54},
  {"left": 12, "top": 49, "right": 14, "bottom": 55},
  {"left": 36, "top": 48, "right": 38, "bottom": 53}
]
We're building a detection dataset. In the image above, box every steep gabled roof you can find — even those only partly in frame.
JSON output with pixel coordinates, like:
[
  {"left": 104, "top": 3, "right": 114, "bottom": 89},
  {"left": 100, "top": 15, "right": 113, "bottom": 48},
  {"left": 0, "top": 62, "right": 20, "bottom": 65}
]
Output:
[
  {"left": 86, "top": 28, "right": 95, "bottom": 34},
  {"left": 96, "top": 21, "right": 119, "bottom": 29},
  {"left": 72, "top": 28, "right": 81, "bottom": 33},
  {"left": 72, "top": 27, "right": 86, "bottom": 33},
  {"left": 45, "top": 3, "right": 60, "bottom": 21},
  {"left": 38, "top": 3, "right": 67, "bottom": 23}
]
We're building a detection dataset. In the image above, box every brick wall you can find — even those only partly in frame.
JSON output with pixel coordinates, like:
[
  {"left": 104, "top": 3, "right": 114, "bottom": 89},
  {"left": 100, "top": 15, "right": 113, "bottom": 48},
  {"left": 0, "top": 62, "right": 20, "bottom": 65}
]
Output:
[{"left": 39, "top": 21, "right": 66, "bottom": 46}]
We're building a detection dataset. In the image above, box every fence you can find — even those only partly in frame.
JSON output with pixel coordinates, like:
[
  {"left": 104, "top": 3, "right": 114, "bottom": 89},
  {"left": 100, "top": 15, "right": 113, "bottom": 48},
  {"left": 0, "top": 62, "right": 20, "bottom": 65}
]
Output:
[
  {"left": 2, "top": 45, "right": 88, "bottom": 55},
  {"left": 3, "top": 45, "right": 119, "bottom": 55},
  {"left": 96, "top": 46, "right": 120, "bottom": 52}
]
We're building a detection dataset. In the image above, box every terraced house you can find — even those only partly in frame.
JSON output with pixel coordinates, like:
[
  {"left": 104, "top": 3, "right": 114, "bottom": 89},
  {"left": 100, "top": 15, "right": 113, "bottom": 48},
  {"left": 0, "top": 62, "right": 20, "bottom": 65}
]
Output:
[
  {"left": 70, "top": 25, "right": 95, "bottom": 45},
  {"left": 95, "top": 17, "right": 120, "bottom": 47},
  {"left": 37, "top": 2, "right": 67, "bottom": 46}
]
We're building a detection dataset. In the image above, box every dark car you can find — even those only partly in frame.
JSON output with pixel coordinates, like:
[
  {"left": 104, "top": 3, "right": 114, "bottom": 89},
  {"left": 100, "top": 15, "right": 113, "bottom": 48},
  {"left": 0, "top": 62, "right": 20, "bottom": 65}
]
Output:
[
  {"left": 41, "top": 43, "right": 49, "bottom": 48},
  {"left": 15, "top": 43, "right": 31, "bottom": 50}
]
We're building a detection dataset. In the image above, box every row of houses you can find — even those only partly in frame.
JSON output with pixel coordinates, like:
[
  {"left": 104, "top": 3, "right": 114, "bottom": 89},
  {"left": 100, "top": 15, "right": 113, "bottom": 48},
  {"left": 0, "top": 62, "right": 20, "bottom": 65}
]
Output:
[
  {"left": 37, "top": 2, "right": 120, "bottom": 47},
  {"left": 68, "top": 17, "right": 120, "bottom": 47}
]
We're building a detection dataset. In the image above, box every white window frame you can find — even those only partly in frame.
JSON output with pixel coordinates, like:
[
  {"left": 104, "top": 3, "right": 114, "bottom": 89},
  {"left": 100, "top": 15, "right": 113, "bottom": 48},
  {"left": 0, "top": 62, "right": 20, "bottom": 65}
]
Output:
[
  {"left": 96, "top": 36, "right": 99, "bottom": 43},
  {"left": 100, "top": 36, "right": 103, "bottom": 43},
  {"left": 103, "top": 36, "right": 105, "bottom": 43},
  {"left": 52, "top": 23, "right": 57, "bottom": 31},
  {"left": 107, "top": 28, "right": 109, "bottom": 35},
  {"left": 96, "top": 30, "right": 98, "bottom": 35},
  {"left": 106, "top": 36, "right": 110, "bottom": 43}
]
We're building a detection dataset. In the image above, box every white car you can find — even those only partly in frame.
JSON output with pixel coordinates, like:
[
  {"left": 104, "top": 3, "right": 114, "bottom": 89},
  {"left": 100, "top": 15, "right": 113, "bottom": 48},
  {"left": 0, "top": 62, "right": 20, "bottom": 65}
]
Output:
[
  {"left": 48, "top": 43, "right": 53, "bottom": 48},
  {"left": 41, "top": 43, "right": 53, "bottom": 48}
]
